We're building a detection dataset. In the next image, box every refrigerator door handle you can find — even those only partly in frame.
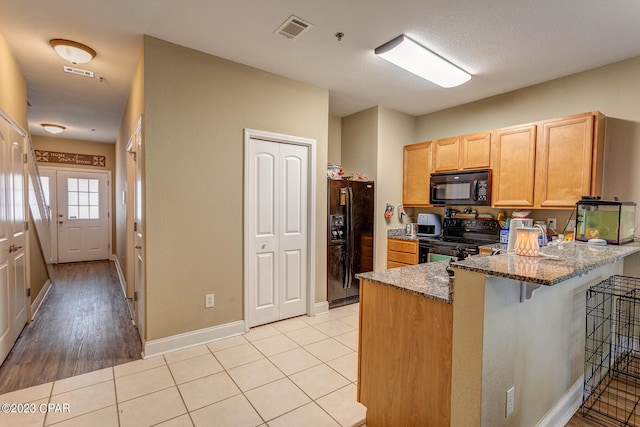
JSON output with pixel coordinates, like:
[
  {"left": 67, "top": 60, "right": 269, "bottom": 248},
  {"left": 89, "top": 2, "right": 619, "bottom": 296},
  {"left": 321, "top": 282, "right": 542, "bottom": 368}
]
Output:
[
  {"left": 346, "top": 186, "right": 354, "bottom": 289},
  {"left": 341, "top": 249, "right": 348, "bottom": 289}
]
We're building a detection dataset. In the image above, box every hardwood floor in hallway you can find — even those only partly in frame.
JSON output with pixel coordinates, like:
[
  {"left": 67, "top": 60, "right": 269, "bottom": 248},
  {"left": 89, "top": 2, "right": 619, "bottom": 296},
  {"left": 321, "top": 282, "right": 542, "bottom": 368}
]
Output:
[{"left": 0, "top": 261, "right": 141, "bottom": 394}]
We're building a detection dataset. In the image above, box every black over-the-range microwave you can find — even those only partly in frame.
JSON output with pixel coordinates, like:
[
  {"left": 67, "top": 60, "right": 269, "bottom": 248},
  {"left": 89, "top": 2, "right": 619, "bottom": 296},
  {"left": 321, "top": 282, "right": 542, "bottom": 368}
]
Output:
[{"left": 429, "top": 169, "right": 491, "bottom": 206}]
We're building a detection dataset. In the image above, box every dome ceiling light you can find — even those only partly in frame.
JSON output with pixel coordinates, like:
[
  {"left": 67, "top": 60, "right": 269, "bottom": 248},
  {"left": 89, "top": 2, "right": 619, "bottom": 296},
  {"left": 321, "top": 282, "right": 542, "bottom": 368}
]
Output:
[
  {"left": 41, "top": 124, "right": 66, "bottom": 134},
  {"left": 49, "top": 39, "right": 96, "bottom": 64}
]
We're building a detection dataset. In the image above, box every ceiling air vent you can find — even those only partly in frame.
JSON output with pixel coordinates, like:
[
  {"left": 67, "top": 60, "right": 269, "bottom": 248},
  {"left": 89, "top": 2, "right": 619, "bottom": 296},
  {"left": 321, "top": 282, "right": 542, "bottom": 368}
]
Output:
[
  {"left": 63, "top": 66, "right": 94, "bottom": 78},
  {"left": 275, "top": 15, "right": 312, "bottom": 40}
]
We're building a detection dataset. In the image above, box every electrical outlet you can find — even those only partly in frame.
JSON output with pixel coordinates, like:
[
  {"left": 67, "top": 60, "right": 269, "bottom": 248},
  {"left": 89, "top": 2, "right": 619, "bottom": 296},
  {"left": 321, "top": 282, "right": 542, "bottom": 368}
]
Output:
[
  {"left": 546, "top": 218, "right": 557, "bottom": 231},
  {"left": 506, "top": 386, "right": 515, "bottom": 417},
  {"left": 205, "top": 293, "right": 214, "bottom": 308},
  {"left": 568, "top": 219, "right": 576, "bottom": 231}
]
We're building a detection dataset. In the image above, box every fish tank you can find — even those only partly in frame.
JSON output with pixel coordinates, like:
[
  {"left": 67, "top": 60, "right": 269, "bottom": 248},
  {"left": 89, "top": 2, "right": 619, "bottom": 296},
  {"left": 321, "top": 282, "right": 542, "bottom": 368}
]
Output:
[{"left": 575, "top": 200, "right": 636, "bottom": 244}]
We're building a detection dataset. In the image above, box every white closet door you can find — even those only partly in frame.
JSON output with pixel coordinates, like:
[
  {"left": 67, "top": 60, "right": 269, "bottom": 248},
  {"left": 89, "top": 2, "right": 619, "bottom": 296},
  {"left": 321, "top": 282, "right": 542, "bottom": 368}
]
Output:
[
  {"left": 0, "top": 116, "right": 28, "bottom": 364},
  {"left": 247, "top": 138, "right": 308, "bottom": 327}
]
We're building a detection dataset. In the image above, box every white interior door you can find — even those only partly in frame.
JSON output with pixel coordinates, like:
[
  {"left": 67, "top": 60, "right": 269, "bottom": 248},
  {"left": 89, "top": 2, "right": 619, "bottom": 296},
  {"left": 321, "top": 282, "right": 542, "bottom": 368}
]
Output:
[
  {"left": 132, "top": 120, "right": 145, "bottom": 341},
  {"left": 247, "top": 137, "right": 308, "bottom": 327},
  {"left": 0, "top": 114, "right": 29, "bottom": 363},
  {"left": 56, "top": 170, "right": 109, "bottom": 263}
]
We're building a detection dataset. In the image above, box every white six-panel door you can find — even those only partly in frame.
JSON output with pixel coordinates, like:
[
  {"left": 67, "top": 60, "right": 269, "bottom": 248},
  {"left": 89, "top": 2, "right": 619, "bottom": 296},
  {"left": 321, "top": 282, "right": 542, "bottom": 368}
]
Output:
[
  {"left": 247, "top": 137, "right": 308, "bottom": 327},
  {"left": 0, "top": 113, "right": 29, "bottom": 364}
]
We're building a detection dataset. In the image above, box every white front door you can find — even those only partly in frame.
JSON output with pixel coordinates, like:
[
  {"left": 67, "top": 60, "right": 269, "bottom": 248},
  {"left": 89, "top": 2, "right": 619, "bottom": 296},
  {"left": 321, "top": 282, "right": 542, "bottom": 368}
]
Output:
[
  {"left": 0, "top": 113, "right": 29, "bottom": 363},
  {"left": 247, "top": 137, "right": 308, "bottom": 327},
  {"left": 56, "top": 170, "right": 109, "bottom": 263}
]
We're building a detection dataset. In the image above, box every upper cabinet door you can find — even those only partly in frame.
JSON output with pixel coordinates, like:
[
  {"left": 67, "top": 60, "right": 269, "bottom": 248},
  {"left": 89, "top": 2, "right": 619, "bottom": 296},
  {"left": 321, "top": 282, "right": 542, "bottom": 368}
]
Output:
[
  {"left": 403, "top": 141, "right": 432, "bottom": 206},
  {"left": 534, "top": 113, "right": 602, "bottom": 208},
  {"left": 460, "top": 132, "right": 491, "bottom": 170},
  {"left": 491, "top": 125, "right": 537, "bottom": 208},
  {"left": 433, "top": 137, "right": 460, "bottom": 172}
]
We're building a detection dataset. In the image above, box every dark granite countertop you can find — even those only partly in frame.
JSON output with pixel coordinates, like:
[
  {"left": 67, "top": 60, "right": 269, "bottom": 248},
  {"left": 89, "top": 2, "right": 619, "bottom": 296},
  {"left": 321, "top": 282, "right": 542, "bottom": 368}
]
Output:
[
  {"left": 356, "top": 261, "right": 453, "bottom": 304},
  {"left": 387, "top": 228, "right": 419, "bottom": 241},
  {"left": 452, "top": 241, "right": 640, "bottom": 286},
  {"left": 358, "top": 236, "right": 640, "bottom": 304}
]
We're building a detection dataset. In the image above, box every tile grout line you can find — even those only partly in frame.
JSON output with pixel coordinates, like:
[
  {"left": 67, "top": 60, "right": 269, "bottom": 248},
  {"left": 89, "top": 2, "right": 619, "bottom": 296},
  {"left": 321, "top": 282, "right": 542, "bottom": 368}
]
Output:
[
  {"left": 5, "top": 308, "right": 363, "bottom": 427},
  {"left": 160, "top": 353, "right": 194, "bottom": 427}
]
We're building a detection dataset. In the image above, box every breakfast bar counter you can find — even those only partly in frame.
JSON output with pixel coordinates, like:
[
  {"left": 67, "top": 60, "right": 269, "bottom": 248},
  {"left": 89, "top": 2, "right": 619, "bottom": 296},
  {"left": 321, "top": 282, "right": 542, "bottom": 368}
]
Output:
[{"left": 355, "top": 241, "right": 640, "bottom": 427}]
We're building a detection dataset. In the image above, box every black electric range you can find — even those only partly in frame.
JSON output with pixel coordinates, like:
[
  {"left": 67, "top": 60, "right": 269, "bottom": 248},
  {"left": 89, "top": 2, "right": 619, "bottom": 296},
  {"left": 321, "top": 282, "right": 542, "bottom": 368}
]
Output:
[{"left": 418, "top": 218, "right": 500, "bottom": 262}]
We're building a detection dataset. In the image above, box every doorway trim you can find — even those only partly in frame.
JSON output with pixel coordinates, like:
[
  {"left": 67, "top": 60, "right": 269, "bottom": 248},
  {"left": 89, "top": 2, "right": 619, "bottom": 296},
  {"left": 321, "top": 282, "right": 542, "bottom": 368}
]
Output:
[
  {"left": 243, "top": 128, "right": 317, "bottom": 331},
  {"left": 38, "top": 165, "right": 113, "bottom": 264}
]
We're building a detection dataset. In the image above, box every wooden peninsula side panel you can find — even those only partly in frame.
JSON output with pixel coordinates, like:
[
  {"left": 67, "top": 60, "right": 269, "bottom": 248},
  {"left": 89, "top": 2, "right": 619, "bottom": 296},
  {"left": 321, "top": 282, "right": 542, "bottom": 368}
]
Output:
[{"left": 358, "top": 279, "right": 454, "bottom": 426}]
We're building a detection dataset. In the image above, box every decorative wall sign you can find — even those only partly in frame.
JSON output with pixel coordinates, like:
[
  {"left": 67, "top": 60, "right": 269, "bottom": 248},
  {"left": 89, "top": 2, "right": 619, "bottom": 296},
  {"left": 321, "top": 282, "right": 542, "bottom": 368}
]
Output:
[{"left": 35, "top": 150, "right": 106, "bottom": 167}]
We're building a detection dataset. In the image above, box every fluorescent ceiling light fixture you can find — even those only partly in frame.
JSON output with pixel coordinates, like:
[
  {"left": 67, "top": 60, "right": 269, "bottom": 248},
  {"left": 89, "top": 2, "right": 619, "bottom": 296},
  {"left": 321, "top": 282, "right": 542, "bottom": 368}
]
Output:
[
  {"left": 49, "top": 39, "right": 96, "bottom": 64},
  {"left": 41, "top": 124, "right": 66, "bottom": 134},
  {"left": 375, "top": 35, "right": 471, "bottom": 88}
]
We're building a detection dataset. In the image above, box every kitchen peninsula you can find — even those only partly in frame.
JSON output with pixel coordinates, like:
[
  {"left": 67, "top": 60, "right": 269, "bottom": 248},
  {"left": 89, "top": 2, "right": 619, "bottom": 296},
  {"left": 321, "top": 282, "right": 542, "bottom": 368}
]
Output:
[{"left": 356, "top": 242, "right": 640, "bottom": 426}]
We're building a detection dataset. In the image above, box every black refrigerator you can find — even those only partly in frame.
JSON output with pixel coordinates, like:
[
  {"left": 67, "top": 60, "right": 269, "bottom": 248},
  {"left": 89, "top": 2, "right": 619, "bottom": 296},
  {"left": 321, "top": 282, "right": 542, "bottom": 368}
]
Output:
[{"left": 327, "top": 178, "right": 374, "bottom": 308}]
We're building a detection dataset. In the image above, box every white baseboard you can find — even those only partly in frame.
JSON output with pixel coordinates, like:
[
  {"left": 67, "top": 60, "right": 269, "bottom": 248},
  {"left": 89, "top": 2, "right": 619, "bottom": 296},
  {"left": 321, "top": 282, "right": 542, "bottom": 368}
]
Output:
[
  {"left": 536, "top": 376, "right": 583, "bottom": 427},
  {"left": 31, "top": 279, "right": 52, "bottom": 320},
  {"left": 143, "top": 320, "right": 246, "bottom": 358},
  {"left": 111, "top": 255, "right": 134, "bottom": 319},
  {"left": 313, "top": 301, "right": 329, "bottom": 316},
  {"left": 111, "top": 255, "right": 127, "bottom": 298}
]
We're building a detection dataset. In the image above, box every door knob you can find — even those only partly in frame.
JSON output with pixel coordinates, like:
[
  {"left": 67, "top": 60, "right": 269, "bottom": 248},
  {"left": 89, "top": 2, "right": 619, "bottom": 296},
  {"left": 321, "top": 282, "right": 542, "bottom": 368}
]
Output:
[{"left": 8, "top": 244, "right": 22, "bottom": 253}]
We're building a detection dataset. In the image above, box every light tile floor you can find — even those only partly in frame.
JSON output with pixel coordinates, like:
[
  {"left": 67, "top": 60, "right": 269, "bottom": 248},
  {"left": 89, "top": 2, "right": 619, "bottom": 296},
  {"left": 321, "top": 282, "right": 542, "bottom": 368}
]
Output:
[{"left": 0, "top": 304, "right": 366, "bottom": 427}]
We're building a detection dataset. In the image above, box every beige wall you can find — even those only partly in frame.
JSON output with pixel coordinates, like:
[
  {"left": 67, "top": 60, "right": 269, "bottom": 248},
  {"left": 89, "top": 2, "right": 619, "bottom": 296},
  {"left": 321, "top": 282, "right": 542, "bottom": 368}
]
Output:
[
  {"left": 141, "top": 36, "right": 328, "bottom": 341},
  {"left": 328, "top": 115, "right": 342, "bottom": 166},
  {"left": 341, "top": 107, "right": 378, "bottom": 180},
  {"left": 115, "top": 44, "right": 145, "bottom": 303},
  {"left": 340, "top": 107, "right": 417, "bottom": 271},
  {"left": 375, "top": 107, "right": 416, "bottom": 270},
  {"left": 0, "top": 33, "right": 27, "bottom": 130},
  {"left": 0, "top": 33, "right": 50, "bottom": 304}
]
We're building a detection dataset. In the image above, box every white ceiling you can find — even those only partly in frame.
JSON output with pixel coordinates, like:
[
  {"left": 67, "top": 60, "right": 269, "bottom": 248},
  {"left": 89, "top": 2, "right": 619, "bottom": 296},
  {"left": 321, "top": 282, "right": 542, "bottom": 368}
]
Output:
[{"left": 2, "top": 0, "right": 640, "bottom": 143}]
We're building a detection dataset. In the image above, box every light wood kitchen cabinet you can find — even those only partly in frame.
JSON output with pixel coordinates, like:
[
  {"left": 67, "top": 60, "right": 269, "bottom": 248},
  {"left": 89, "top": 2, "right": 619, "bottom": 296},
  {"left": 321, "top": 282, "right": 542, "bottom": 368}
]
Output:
[
  {"left": 534, "top": 112, "right": 605, "bottom": 208},
  {"left": 387, "top": 239, "right": 418, "bottom": 268},
  {"left": 491, "top": 124, "right": 537, "bottom": 208},
  {"left": 433, "top": 137, "right": 460, "bottom": 172},
  {"left": 460, "top": 131, "right": 491, "bottom": 169},
  {"left": 491, "top": 111, "right": 605, "bottom": 209},
  {"left": 434, "top": 132, "right": 491, "bottom": 172},
  {"left": 402, "top": 141, "right": 433, "bottom": 206}
]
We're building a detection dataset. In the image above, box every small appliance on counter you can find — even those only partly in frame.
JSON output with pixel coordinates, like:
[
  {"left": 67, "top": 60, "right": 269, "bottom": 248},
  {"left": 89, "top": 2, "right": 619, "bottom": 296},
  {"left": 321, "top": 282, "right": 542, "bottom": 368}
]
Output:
[
  {"left": 405, "top": 223, "right": 418, "bottom": 236},
  {"left": 575, "top": 199, "right": 636, "bottom": 244},
  {"left": 416, "top": 213, "right": 441, "bottom": 237}
]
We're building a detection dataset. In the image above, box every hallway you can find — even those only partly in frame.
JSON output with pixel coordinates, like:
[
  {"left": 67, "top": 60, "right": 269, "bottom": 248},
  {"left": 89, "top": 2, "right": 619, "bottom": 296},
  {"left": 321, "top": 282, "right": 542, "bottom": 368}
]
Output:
[{"left": 0, "top": 261, "right": 141, "bottom": 394}]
